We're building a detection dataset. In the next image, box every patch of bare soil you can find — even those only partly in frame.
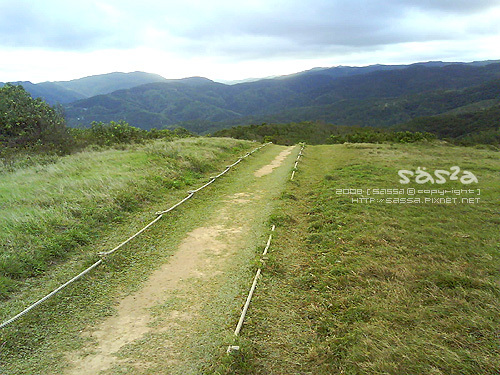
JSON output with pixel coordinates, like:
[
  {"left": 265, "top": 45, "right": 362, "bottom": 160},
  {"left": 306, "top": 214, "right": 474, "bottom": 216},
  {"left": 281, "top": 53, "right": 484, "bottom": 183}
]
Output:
[
  {"left": 66, "top": 224, "right": 242, "bottom": 374},
  {"left": 254, "top": 146, "right": 294, "bottom": 177}
]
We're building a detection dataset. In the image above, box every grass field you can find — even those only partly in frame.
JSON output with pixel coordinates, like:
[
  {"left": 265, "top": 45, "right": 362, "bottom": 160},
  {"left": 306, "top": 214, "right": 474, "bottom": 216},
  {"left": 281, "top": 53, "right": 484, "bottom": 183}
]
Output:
[
  {"left": 225, "top": 142, "right": 500, "bottom": 374},
  {"left": 0, "top": 137, "right": 253, "bottom": 299},
  {"left": 1, "top": 139, "right": 499, "bottom": 374},
  {"left": 0, "top": 139, "right": 281, "bottom": 374}
]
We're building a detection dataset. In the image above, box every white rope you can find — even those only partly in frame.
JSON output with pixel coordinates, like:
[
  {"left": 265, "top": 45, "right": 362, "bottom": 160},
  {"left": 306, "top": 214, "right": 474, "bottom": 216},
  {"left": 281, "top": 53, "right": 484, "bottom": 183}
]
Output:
[
  {"left": 262, "top": 225, "right": 275, "bottom": 256},
  {"left": 155, "top": 192, "right": 195, "bottom": 216},
  {"left": 228, "top": 143, "right": 304, "bottom": 352},
  {"left": 233, "top": 268, "right": 261, "bottom": 338},
  {"left": 1, "top": 142, "right": 272, "bottom": 329},
  {"left": 0, "top": 259, "right": 103, "bottom": 329},
  {"left": 99, "top": 214, "right": 165, "bottom": 257}
]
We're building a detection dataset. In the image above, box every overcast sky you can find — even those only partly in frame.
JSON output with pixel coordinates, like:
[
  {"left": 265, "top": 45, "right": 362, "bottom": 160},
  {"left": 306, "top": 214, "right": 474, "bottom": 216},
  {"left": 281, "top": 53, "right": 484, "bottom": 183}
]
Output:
[{"left": 1, "top": 0, "right": 500, "bottom": 83}]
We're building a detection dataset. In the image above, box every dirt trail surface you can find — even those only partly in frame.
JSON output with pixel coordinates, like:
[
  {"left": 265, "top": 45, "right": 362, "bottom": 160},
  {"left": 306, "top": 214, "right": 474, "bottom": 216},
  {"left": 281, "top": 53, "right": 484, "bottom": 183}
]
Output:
[
  {"left": 64, "top": 145, "right": 296, "bottom": 375},
  {"left": 254, "top": 147, "right": 293, "bottom": 177}
]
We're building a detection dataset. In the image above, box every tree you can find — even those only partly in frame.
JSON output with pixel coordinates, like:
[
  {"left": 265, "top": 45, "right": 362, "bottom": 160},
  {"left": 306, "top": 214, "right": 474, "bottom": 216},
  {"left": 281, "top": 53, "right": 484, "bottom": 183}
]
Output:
[{"left": 0, "top": 84, "right": 72, "bottom": 152}]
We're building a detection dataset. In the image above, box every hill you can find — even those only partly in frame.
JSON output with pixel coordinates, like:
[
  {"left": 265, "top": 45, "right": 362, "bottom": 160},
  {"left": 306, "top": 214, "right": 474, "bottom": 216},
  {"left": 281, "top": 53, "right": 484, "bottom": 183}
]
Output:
[
  {"left": 212, "top": 78, "right": 500, "bottom": 146},
  {"left": 0, "top": 81, "right": 85, "bottom": 104},
  {"left": 55, "top": 71, "right": 169, "bottom": 98},
  {"left": 0, "top": 71, "right": 169, "bottom": 104},
  {"left": 394, "top": 104, "right": 500, "bottom": 145},
  {"left": 62, "top": 62, "right": 500, "bottom": 132},
  {"left": 4, "top": 61, "right": 500, "bottom": 132},
  {"left": 252, "top": 77, "right": 500, "bottom": 127},
  {"left": 64, "top": 78, "right": 227, "bottom": 130}
]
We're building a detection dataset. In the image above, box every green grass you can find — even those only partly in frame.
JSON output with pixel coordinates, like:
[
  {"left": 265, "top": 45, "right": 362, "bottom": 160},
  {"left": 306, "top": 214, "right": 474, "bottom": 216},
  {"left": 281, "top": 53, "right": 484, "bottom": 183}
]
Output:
[
  {"left": 0, "top": 137, "right": 253, "bottom": 298},
  {"left": 2, "top": 140, "right": 499, "bottom": 374},
  {"left": 227, "top": 142, "right": 500, "bottom": 374},
  {"left": 0, "top": 140, "right": 292, "bottom": 375},
  {"left": 87, "top": 144, "right": 300, "bottom": 375}
]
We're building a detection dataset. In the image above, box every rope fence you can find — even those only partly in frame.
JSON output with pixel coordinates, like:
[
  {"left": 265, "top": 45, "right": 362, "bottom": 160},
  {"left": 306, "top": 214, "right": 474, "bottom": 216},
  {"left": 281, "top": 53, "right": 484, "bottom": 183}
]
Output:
[
  {"left": 0, "top": 142, "right": 271, "bottom": 330},
  {"left": 290, "top": 143, "right": 305, "bottom": 181},
  {"left": 227, "top": 143, "right": 305, "bottom": 353},
  {"left": 227, "top": 224, "right": 276, "bottom": 353}
]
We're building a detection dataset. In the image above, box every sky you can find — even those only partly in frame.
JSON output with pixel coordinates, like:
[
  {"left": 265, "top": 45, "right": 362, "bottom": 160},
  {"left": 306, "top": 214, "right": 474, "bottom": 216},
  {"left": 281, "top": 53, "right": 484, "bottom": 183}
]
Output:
[{"left": 1, "top": 0, "right": 500, "bottom": 83}]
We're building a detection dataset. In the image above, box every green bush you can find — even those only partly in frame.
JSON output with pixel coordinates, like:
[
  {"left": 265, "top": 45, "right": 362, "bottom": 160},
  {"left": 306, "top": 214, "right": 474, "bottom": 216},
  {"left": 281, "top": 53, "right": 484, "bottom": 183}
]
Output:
[
  {"left": 89, "top": 120, "right": 145, "bottom": 145},
  {"left": 213, "top": 121, "right": 436, "bottom": 145},
  {"left": 0, "top": 84, "right": 73, "bottom": 153},
  {"left": 70, "top": 121, "right": 194, "bottom": 148}
]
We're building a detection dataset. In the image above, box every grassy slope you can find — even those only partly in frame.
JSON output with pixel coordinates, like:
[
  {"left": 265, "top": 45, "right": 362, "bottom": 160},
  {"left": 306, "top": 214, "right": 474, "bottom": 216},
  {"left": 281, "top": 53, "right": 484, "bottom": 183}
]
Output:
[
  {"left": 0, "top": 137, "right": 257, "bottom": 373},
  {"left": 0, "top": 138, "right": 254, "bottom": 297},
  {"left": 226, "top": 143, "right": 500, "bottom": 374}
]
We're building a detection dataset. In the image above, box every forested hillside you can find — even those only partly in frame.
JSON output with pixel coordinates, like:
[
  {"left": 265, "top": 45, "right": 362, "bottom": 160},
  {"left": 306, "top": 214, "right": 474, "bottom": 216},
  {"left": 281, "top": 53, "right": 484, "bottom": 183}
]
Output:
[
  {"left": 395, "top": 104, "right": 500, "bottom": 145},
  {"left": 62, "top": 62, "right": 500, "bottom": 133},
  {"left": 3, "top": 61, "right": 500, "bottom": 138}
]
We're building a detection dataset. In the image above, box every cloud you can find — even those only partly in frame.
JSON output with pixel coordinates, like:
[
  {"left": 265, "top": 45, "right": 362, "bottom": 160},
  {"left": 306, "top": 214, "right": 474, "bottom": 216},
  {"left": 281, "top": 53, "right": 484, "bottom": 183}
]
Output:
[
  {"left": 397, "top": 0, "right": 500, "bottom": 14},
  {"left": 158, "top": 0, "right": 500, "bottom": 60},
  {"left": 0, "top": 1, "right": 102, "bottom": 49},
  {"left": 0, "top": 0, "right": 499, "bottom": 82},
  {"left": 2, "top": 0, "right": 500, "bottom": 54}
]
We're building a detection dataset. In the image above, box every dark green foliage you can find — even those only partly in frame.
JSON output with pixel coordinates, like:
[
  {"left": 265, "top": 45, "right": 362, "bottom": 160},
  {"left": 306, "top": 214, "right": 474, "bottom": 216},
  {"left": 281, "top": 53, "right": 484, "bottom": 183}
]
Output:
[
  {"left": 0, "top": 81, "right": 85, "bottom": 105},
  {"left": 73, "top": 120, "right": 150, "bottom": 147},
  {"left": 395, "top": 104, "right": 500, "bottom": 145},
  {"left": 456, "top": 128, "right": 500, "bottom": 147},
  {"left": 0, "top": 84, "right": 193, "bottom": 172},
  {"left": 214, "top": 121, "right": 334, "bottom": 145},
  {"left": 69, "top": 121, "right": 194, "bottom": 148},
  {"left": 0, "top": 84, "right": 194, "bottom": 167},
  {"left": 64, "top": 80, "right": 237, "bottom": 130},
  {"left": 62, "top": 63, "right": 500, "bottom": 132},
  {"left": 0, "top": 84, "right": 73, "bottom": 153},
  {"left": 327, "top": 128, "right": 435, "bottom": 144},
  {"left": 212, "top": 121, "right": 435, "bottom": 145}
]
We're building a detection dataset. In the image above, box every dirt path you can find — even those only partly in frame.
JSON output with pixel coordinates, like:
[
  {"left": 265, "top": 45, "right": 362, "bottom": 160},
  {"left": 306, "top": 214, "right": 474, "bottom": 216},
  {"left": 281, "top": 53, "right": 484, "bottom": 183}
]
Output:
[
  {"left": 64, "top": 145, "right": 296, "bottom": 375},
  {"left": 254, "top": 147, "right": 293, "bottom": 177}
]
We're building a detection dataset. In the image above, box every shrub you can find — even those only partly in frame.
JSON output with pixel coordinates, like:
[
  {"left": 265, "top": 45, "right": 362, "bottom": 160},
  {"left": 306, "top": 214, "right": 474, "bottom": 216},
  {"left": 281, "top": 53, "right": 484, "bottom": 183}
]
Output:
[
  {"left": 0, "top": 84, "right": 73, "bottom": 153},
  {"left": 70, "top": 122, "right": 195, "bottom": 148}
]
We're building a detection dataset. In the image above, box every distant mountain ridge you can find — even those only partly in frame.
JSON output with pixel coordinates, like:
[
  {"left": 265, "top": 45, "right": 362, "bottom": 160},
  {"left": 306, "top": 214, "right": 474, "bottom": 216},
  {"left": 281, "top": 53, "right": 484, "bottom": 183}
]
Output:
[
  {"left": 3, "top": 60, "right": 492, "bottom": 104},
  {"left": 0, "top": 71, "right": 171, "bottom": 104},
  {"left": 2, "top": 60, "right": 500, "bottom": 133},
  {"left": 61, "top": 61, "right": 500, "bottom": 132},
  {"left": 55, "top": 71, "right": 170, "bottom": 98}
]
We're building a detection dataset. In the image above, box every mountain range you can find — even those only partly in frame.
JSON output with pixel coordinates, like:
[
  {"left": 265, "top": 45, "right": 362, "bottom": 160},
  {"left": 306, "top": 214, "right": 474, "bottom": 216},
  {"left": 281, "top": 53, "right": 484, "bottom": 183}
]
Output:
[
  {"left": 2, "top": 60, "right": 500, "bottom": 134},
  {"left": 0, "top": 71, "right": 170, "bottom": 104}
]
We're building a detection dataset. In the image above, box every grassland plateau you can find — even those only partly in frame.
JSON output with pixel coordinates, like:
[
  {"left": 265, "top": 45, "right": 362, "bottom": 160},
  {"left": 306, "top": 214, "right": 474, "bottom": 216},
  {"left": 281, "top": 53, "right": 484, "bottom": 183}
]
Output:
[{"left": 0, "top": 138, "right": 499, "bottom": 375}]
